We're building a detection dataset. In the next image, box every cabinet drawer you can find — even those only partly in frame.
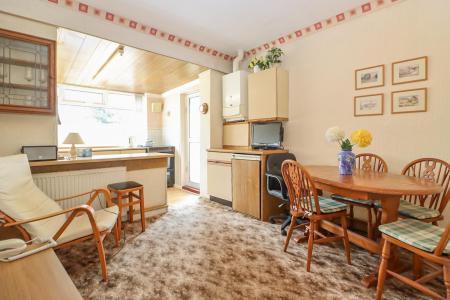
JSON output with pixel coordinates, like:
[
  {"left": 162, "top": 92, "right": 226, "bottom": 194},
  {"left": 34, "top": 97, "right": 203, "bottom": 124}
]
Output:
[{"left": 207, "top": 151, "right": 233, "bottom": 163}]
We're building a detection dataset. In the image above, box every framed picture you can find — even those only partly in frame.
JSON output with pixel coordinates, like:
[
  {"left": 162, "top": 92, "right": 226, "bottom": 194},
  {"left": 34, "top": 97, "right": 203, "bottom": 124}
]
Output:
[
  {"left": 354, "top": 94, "right": 384, "bottom": 117},
  {"left": 355, "top": 64, "right": 384, "bottom": 90},
  {"left": 391, "top": 88, "right": 427, "bottom": 114},
  {"left": 392, "top": 56, "right": 428, "bottom": 85}
]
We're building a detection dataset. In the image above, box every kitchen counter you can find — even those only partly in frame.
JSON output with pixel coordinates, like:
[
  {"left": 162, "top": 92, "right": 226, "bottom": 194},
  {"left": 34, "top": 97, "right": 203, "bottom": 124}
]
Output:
[
  {"left": 30, "top": 153, "right": 173, "bottom": 167},
  {"left": 207, "top": 146, "right": 288, "bottom": 155},
  {"left": 30, "top": 153, "right": 172, "bottom": 218}
]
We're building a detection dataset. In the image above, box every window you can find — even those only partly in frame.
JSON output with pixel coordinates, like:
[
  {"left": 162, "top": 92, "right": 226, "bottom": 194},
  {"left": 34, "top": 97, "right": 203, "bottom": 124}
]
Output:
[{"left": 58, "top": 85, "right": 147, "bottom": 147}]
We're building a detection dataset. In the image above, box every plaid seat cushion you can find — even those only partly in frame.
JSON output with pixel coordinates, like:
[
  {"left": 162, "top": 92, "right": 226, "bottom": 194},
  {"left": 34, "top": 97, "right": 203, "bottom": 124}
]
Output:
[
  {"left": 375, "top": 200, "right": 440, "bottom": 220},
  {"left": 379, "top": 219, "right": 450, "bottom": 254},
  {"left": 331, "top": 194, "right": 373, "bottom": 206},
  {"left": 311, "top": 197, "right": 347, "bottom": 214}
]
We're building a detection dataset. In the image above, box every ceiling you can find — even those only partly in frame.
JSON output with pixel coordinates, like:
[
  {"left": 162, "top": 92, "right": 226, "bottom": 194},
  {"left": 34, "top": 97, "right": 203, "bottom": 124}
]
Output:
[
  {"left": 79, "top": 0, "right": 369, "bottom": 54},
  {"left": 57, "top": 28, "right": 207, "bottom": 94}
]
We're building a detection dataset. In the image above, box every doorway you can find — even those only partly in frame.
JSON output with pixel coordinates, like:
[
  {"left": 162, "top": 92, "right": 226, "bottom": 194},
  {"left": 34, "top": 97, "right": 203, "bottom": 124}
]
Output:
[{"left": 185, "top": 93, "right": 201, "bottom": 190}]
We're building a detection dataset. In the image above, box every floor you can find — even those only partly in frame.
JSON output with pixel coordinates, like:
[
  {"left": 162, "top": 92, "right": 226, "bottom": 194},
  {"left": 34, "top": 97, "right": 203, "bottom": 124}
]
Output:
[
  {"left": 167, "top": 187, "right": 198, "bottom": 205},
  {"left": 56, "top": 189, "right": 444, "bottom": 299}
]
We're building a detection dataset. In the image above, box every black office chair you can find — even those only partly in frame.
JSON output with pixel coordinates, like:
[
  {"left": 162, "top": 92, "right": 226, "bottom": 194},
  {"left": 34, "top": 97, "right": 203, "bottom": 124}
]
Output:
[{"left": 266, "top": 153, "right": 298, "bottom": 235}]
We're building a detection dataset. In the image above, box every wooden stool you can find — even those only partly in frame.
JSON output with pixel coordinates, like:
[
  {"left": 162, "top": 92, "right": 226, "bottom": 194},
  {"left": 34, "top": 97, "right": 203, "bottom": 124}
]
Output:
[{"left": 107, "top": 181, "right": 146, "bottom": 240}]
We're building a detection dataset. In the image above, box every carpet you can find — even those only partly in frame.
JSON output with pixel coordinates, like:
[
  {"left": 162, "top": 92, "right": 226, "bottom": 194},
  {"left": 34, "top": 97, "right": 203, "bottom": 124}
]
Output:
[{"left": 57, "top": 196, "right": 443, "bottom": 299}]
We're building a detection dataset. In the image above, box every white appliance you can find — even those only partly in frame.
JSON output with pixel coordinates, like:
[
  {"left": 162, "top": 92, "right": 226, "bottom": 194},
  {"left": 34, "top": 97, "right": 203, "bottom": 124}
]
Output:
[{"left": 222, "top": 70, "right": 248, "bottom": 122}]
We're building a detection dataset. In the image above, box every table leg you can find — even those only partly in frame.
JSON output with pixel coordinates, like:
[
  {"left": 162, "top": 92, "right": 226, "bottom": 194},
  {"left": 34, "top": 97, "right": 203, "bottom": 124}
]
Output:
[{"left": 362, "top": 196, "right": 400, "bottom": 288}]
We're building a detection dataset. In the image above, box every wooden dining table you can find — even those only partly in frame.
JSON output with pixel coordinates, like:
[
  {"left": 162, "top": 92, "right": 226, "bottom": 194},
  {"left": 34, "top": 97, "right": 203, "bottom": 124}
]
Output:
[{"left": 305, "top": 165, "right": 443, "bottom": 287}]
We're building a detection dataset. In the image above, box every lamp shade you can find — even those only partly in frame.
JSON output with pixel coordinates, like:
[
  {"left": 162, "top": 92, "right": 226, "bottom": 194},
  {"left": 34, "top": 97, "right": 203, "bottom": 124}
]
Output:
[{"left": 63, "top": 132, "right": 85, "bottom": 145}]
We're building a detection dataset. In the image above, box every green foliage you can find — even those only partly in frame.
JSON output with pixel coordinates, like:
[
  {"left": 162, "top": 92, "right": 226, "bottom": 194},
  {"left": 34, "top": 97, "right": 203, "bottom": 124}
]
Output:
[
  {"left": 339, "top": 138, "right": 353, "bottom": 151},
  {"left": 266, "top": 47, "right": 284, "bottom": 64},
  {"left": 247, "top": 47, "right": 285, "bottom": 71}
]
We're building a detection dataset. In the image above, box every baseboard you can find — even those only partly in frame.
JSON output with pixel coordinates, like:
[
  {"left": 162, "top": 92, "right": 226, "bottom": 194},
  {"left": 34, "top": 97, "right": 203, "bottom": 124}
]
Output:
[
  {"left": 209, "top": 195, "right": 232, "bottom": 207},
  {"left": 182, "top": 185, "right": 200, "bottom": 194}
]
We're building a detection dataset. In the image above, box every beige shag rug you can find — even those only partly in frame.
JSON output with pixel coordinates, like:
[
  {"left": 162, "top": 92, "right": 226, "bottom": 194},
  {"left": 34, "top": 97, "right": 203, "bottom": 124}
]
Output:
[{"left": 57, "top": 196, "right": 443, "bottom": 299}]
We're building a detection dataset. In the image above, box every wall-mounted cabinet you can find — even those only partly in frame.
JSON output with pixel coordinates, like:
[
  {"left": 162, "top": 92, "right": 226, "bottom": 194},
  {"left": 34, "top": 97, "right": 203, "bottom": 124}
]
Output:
[
  {"left": 248, "top": 67, "right": 288, "bottom": 122},
  {"left": 0, "top": 28, "right": 56, "bottom": 114},
  {"left": 222, "top": 70, "right": 248, "bottom": 122}
]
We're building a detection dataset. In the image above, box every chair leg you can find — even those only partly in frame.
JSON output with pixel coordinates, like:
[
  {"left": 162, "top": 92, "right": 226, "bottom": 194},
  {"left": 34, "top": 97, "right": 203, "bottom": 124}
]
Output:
[
  {"left": 94, "top": 233, "right": 108, "bottom": 281},
  {"left": 444, "top": 265, "right": 450, "bottom": 299},
  {"left": 340, "top": 215, "right": 351, "bottom": 265},
  {"left": 306, "top": 221, "right": 315, "bottom": 272},
  {"left": 348, "top": 205, "right": 354, "bottom": 228},
  {"left": 113, "top": 221, "right": 120, "bottom": 247},
  {"left": 376, "top": 240, "right": 391, "bottom": 300},
  {"left": 139, "top": 188, "right": 146, "bottom": 232},
  {"left": 367, "top": 207, "right": 374, "bottom": 240},
  {"left": 284, "top": 216, "right": 297, "bottom": 252},
  {"left": 413, "top": 253, "right": 423, "bottom": 279},
  {"left": 128, "top": 193, "right": 134, "bottom": 223},
  {"left": 116, "top": 192, "right": 122, "bottom": 241}
]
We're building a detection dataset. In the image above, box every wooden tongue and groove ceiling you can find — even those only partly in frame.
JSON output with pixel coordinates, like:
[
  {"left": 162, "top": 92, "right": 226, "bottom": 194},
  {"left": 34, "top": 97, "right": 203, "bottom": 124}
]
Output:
[{"left": 57, "top": 28, "right": 207, "bottom": 94}]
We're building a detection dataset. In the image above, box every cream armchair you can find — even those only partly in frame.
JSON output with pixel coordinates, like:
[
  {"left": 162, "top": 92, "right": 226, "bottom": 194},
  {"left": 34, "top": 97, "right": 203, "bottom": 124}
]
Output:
[{"left": 0, "top": 154, "right": 119, "bottom": 281}]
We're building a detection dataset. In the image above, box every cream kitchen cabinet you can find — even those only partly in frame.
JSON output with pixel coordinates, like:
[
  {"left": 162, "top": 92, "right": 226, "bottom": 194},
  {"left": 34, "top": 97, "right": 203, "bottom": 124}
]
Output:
[
  {"left": 207, "top": 151, "right": 232, "bottom": 204},
  {"left": 248, "top": 67, "right": 289, "bottom": 121},
  {"left": 223, "top": 122, "right": 250, "bottom": 147}
]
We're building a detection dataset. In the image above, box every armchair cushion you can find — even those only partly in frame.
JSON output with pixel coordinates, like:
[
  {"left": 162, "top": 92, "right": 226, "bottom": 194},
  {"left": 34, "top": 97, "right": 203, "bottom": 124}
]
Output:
[
  {"left": 0, "top": 154, "right": 119, "bottom": 243},
  {"left": 0, "top": 155, "right": 66, "bottom": 239},
  {"left": 57, "top": 206, "right": 118, "bottom": 245},
  {"left": 379, "top": 219, "right": 450, "bottom": 254}
]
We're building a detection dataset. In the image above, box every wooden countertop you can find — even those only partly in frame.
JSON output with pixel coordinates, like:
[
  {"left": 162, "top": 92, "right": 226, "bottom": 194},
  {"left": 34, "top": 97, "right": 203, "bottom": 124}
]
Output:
[
  {"left": 30, "top": 153, "right": 173, "bottom": 167},
  {"left": 208, "top": 147, "right": 288, "bottom": 155},
  {"left": 0, "top": 249, "right": 82, "bottom": 300}
]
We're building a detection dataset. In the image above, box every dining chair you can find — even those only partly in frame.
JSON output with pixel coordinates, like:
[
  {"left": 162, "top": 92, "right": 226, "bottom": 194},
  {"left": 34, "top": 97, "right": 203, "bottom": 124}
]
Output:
[
  {"left": 281, "top": 160, "right": 351, "bottom": 272},
  {"left": 375, "top": 158, "right": 450, "bottom": 228},
  {"left": 376, "top": 219, "right": 450, "bottom": 300},
  {"left": 399, "top": 158, "right": 450, "bottom": 224},
  {"left": 0, "top": 154, "right": 119, "bottom": 281},
  {"left": 331, "top": 153, "right": 388, "bottom": 239}
]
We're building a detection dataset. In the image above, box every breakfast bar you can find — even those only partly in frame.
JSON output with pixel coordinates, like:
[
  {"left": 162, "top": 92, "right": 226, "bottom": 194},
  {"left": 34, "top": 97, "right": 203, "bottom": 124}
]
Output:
[{"left": 29, "top": 153, "right": 173, "bottom": 217}]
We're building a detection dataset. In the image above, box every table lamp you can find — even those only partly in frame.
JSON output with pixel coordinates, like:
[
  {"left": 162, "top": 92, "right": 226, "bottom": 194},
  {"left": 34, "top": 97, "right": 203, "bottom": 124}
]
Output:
[{"left": 63, "top": 132, "right": 85, "bottom": 158}]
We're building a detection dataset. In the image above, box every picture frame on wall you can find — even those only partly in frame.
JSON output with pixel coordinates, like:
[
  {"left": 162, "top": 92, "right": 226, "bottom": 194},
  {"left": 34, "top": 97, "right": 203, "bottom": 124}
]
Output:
[
  {"left": 354, "top": 93, "right": 384, "bottom": 117},
  {"left": 392, "top": 56, "right": 428, "bottom": 85},
  {"left": 355, "top": 64, "right": 384, "bottom": 90},
  {"left": 391, "top": 88, "right": 427, "bottom": 114}
]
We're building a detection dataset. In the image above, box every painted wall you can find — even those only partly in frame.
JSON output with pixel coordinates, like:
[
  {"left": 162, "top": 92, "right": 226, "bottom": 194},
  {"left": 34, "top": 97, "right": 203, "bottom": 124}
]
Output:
[
  {"left": 255, "top": 0, "right": 450, "bottom": 220},
  {"left": 0, "top": 1, "right": 231, "bottom": 73},
  {"left": 0, "top": 12, "right": 58, "bottom": 156},
  {"left": 199, "top": 70, "right": 224, "bottom": 196},
  {"left": 146, "top": 94, "right": 164, "bottom": 146}
]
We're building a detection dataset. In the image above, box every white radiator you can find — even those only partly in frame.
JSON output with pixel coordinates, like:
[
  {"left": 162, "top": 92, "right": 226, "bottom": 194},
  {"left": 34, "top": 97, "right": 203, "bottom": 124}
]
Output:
[{"left": 33, "top": 167, "right": 126, "bottom": 210}]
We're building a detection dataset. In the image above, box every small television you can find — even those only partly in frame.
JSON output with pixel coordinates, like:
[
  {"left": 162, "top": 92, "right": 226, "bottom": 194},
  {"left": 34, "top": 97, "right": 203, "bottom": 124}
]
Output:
[{"left": 251, "top": 122, "right": 283, "bottom": 149}]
